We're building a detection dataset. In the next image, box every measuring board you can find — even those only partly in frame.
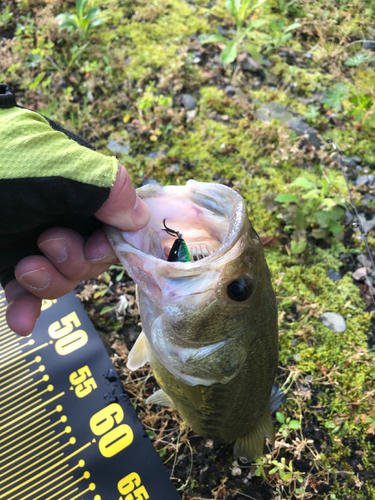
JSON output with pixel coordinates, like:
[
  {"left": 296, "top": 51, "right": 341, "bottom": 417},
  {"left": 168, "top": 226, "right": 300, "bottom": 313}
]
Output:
[{"left": 0, "top": 288, "right": 180, "bottom": 500}]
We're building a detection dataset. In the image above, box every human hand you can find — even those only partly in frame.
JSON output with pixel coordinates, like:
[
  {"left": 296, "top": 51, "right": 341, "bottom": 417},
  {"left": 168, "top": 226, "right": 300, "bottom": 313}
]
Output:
[{"left": 5, "top": 164, "right": 150, "bottom": 336}]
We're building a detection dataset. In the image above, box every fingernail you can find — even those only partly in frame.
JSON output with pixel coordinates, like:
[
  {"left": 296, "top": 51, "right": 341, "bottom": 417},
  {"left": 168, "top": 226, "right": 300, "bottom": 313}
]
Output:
[
  {"left": 131, "top": 196, "right": 150, "bottom": 228},
  {"left": 19, "top": 268, "right": 50, "bottom": 290},
  {"left": 39, "top": 238, "right": 67, "bottom": 263},
  {"left": 87, "top": 253, "right": 117, "bottom": 264}
]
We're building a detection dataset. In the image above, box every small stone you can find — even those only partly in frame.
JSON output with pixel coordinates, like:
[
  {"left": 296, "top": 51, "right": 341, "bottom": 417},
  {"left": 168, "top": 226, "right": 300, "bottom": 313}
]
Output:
[
  {"left": 186, "top": 109, "right": 196, "bottom": 123},
  {"left": 106, "top": 139, "right": 131, "bottom": 155},
  {"left": 225, "top": 85, "right": 236, "bottom": 96},
  {"left": 357, "top": 254, "right": 372, "bottom": 268},
  {"left": 341, "top": 155, "right": 362, "bottom": 167},
  {"left": 352, "top": 267, "right": 367, "bottom": 281},
  {"left": 327, "top": 269, "right": 341, "bottom": 282},
  {"left": 358, "top": 214, "right": 375, "bottom": 234},
  {"left": 320, "top": 312, "right": 347, "bottom": 333},
  {"left": 147, "top": 150, "right": 166, "bottom": 159},
  {"left": 363, "top": 40, "right": 375, "bottom": 51},
  {"left": 240, "top": 55, "right": 263, "bottom": 73},
  {"left": 355, "top": 175, "right": 375, "bottom": 188},
  {"left": 344, "top": 210, "right": 354, "bottom": 225},
  {"left": 181, "top": 94, "right": 197, "bottom": 110},
  {"left": 217, "top": 25, "right": 226, "bottom": 36}
]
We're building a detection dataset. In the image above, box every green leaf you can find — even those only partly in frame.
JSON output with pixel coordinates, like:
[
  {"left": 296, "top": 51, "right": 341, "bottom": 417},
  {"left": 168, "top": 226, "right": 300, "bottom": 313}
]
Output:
[
  {"left": 274, "top": 194, "right": 299, "bottom": 203},
  {"left": 85, "top": 7, "right": 100, "bottom": 21},
  {"left": 276, "top": 412, "right": 285, "bottom": 424},
  {"left": 146, "top": 430, "right": 155, "bottom": 439},
  {"left": 284, "top": 22, "right": 301, "bottom": 33},
  {"left": 225, "top": 0, "right": 241, "bottom": 16},
  {"left": 328, "top": 220, "right": 343, "bottom": 235},
  {"left": 290, "top": 177, "right": 316, "bottom": 189},
  {"left": 248, "top": 18, "right": 267, "bottom": 29},
  {"left": 76, "top": 0, "right": 86, "bottom": 19},
  {"left": 254, "top": 466, "right": 265, "bottom": 477},
  {"left": 100, "top": 305, "right": 116, "bottom": 315},
  {"left": 289, "top": 420, "right": 301, "bottom": 429},
  {"left": 221, "top": 39, "right": 238, "bottom": 64},
  {"left": 200, "top": 33, "right": 227, "bottom": 44}
]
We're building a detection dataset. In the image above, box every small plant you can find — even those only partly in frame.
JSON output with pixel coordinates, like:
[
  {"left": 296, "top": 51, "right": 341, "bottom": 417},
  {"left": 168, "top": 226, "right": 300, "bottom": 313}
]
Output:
[
  {"left": 200, "top": 0, "right": 267, "bottom": 65},
  {"left": 345, "top": 52, "right": 375, "bottom": 67},
  {"left": 263, "top": 19, "right": 301, "bottom": 51},
  {"left": 322, "top": 83, "right": 350, "bottom": 111},
  {"left": 0, "top": 5, "right": 13, "bottom": 29},
  {"left": 349, "top": 92, "right": 375, "bottom": 129},
  {"left": 276, "top": 411, "right": 301, "bottom": 437},
  {"left": 263, "top": 175, "right": 345, "bottom": 253},
  {"left": 56, "top": 0, "right": 103, "bottom": 38},
  {"left": 254, "top": 454, "right": 304, "bottom": 485},
  {"left": 304, "top": 105, "right": 320, "bottom": 122},
  {"left": 272, "top": 0, "right": 299, "bottom": 15}
]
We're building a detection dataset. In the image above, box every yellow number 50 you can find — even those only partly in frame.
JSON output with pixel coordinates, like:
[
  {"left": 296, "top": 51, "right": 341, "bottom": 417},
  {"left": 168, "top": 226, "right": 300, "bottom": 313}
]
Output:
[
  {"left": 90, "top": 403, "right": 134, "bottom": 458},
  {"left": 118, "top": 472, "right": 149, "bottom": 500}
]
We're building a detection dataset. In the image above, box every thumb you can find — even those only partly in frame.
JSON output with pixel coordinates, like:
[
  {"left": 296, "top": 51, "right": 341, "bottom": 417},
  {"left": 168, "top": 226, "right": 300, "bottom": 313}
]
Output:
[{"left": 94, "top": 164, "right": 150, "bottom": 231}]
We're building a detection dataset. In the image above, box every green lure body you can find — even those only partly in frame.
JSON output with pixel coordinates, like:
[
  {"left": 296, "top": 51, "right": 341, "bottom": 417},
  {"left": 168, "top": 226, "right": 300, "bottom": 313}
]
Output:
[{"left": 167, "top": 238, "right": 192, "bottom": 262}]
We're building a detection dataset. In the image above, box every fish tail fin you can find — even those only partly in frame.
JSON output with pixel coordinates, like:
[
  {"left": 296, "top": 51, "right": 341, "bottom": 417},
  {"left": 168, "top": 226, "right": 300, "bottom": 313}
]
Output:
[
  {"left": 146, "top": 388, "right": 175, "bottom": 408},
  {"left": 233, "top": 411, "right": 275, "bottom": 461},
  {"left": 127, "top": 331, "right": 149, "bottom": 371},
  {"left": 270, "top": 384, "right": 287, "bottom": 413}
]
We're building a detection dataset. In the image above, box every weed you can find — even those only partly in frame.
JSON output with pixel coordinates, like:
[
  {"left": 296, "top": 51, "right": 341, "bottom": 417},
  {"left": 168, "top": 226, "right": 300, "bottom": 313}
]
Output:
[
  {"left": 263, "top": 175, "right": 346, "bottom": 253},
  {"left": 0, "top": 5, "right": 13, "bottom": 29},
  {"left": 345, "top": 52, "right": 375, "bottom": 67},
  {"left": 322, "top": 83, "right": 351, "bottom": 111},
  {"left": 254, "top": 454, "right": 304, "bottom": 484},
  {"left": 304, "top": 105, "right": 320, "bottom": 123},
  {"left": 275, "top": 411, "right": 301, "bottom": 437},
  {"left": 200, "top": 0, "right": 268, "bottom": 65},
  {"left": 56, "top": 0, "right": 103, "bottom": 38},
  {"left": 263, "top": 19, "right": 301, "bottom": 52}
]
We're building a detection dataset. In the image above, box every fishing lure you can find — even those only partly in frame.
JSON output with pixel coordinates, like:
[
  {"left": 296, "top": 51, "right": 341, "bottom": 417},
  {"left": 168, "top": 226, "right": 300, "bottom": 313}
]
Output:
[{"left": 162, "top": 219, "right": 192, "bottom": 262}]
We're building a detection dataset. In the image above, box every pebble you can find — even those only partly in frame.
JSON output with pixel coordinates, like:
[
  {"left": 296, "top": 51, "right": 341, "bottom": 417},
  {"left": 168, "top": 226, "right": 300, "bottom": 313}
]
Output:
[
  {"left": 240, "top": 55, "right": 263, "bottom": 73},
  {"left": 358, "top": 214, "right": 375, "bottom": 234},
  {"left": 327, "top": 269, "right": 341, "bottom": 282},
  {"left": 355, "top": 175, "right": 375, "bottom": 188},
  {"left": 341, "top": 155, "right": 361, "bottom": 166},
  {"left": 147, "top": 150, "right": 166, "bottom": 159},
  {"left": 357, "top": 254, "right": 372, "bottom": 268},
  {"left": 181, "top": 94, "right": 197, "bottom": 110},
  {"left": 320, "top": 312, "right": 347, "bottom": 333},
  {"left": 352, "top": 267, "right": 367, "bottom": 281},
  {"left": 106, "top": 139, "right": 131, "bottom": 155},
  {"left": 225, "top": 85, "right": 236, "bottom": 96},
  {"left": 363, "top": 40, "right": 375, "bottom": 50}
]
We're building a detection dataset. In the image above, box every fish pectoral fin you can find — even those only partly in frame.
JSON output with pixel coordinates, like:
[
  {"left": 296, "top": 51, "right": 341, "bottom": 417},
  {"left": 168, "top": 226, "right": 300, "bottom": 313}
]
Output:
[
  {"left": 127, "top": 331, "right": 149, "bottom": 371},
  {"left": 181, "top": 384, "right": 202, "bottom": 410},
  {"left": 146, "top": 389, "right": 175, "bottom": 408},
  {"left": 270, "top": 384, "right": 287, "bottom": 413},
  {"left": 233, "top": 411, "right": 275, "bottom": 462}
]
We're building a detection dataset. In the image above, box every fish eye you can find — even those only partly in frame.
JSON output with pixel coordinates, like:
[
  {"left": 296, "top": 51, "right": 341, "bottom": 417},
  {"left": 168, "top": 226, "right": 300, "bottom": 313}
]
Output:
[{"left": 227, "top": 278, "right": 254, "bottom": 302}]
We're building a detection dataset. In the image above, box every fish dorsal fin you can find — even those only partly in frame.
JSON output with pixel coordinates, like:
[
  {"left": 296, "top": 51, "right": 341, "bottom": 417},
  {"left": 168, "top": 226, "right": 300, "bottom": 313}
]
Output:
[
  {"left": 181, "top": 384, "right": 202, "bottom": 410},
  {"left": 233, "top": 411, "right": 275, "bottom": 462},
  {"left": 146, "top": 389, "right": 175, "bottom": 408},
  {"left": 127, "top": 331, "right": 149, "bottom": 371}
]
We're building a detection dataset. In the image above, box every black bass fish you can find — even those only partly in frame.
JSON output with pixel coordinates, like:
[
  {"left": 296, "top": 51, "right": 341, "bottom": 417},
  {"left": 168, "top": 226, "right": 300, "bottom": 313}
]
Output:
[{"left": 106, "top": 180, "right": 280, "bottom": 460}]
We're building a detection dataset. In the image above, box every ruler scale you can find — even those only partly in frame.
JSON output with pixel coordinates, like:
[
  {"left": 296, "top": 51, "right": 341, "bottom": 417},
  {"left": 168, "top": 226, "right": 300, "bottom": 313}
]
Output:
[{"left": 0, "top": 289, "right": 180, "bottom": 500}]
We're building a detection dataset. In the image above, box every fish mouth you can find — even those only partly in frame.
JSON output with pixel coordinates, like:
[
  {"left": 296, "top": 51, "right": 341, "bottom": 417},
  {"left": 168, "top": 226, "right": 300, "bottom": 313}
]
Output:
[{"left": 108, "top": 179, "right": 247, "bottom": 270}]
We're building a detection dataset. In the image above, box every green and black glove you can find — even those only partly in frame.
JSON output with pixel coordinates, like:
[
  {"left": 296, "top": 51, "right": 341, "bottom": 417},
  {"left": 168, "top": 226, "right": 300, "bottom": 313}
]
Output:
[{"left": 0, "top": 83, "right": 119, "bottom": 288}]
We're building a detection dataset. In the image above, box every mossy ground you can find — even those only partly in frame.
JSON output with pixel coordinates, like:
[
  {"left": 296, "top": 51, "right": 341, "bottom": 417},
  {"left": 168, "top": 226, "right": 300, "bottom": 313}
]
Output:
[{"left": 2, "top": 0, "right": 375, "bottom": 497}]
